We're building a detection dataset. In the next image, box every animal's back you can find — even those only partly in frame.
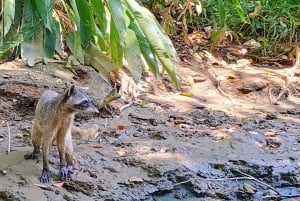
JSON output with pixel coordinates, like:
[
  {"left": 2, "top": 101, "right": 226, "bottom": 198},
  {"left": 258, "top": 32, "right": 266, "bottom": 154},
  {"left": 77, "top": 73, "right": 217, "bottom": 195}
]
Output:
[{"left": 34, "top": 90, "right": 59, "bottom": 125}]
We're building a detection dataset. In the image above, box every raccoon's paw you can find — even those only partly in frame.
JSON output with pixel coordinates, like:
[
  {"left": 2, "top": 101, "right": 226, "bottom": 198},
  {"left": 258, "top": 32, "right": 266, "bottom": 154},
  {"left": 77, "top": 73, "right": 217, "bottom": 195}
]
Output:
[
  {"left": 59, "top": 166, "right": 69, "bottom": 180},
  {"left": 24, "top": 152, "right": 39, "bottom": 160},
  {"left": 67, "top": 165, "right": 74, "bottom": 174},
  {"left": 39, "top": 170, "right": 50, "bottom": 183}
]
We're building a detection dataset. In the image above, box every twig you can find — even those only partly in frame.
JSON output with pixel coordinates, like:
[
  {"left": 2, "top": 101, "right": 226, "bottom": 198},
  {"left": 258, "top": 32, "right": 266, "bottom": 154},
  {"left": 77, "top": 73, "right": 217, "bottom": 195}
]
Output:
[
  {"left": 234, "top": 170, "right": 278, "bottom": 193},
  {"left": 235, "top": 170, "right": 300, "bottom": 198},
  {"left": 173, "top": 172, "right": 300, "bottom": 199},
  {"left": 120, "top": 102, "right": 133, "bottom": 112},
  {"left": 104, "top": 118, "right": 108, "bottom": 128},
  {"left": 6, "top": 122, "right": 11, "bottom": 154},
  {"left": 173, "top": 176, "right": 250, "bottom": 187}
]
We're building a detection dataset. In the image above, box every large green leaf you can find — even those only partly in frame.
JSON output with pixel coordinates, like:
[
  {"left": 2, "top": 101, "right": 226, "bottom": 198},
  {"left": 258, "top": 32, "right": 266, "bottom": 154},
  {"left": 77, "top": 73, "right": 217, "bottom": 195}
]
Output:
[
  {"left": 95, "top": 24, "right": 109, "bottom": 51},
  {"left": 66, "top": 32, "right": 84, "bottom": 63},
  {"left": 85, "top": 45, "right": 119, "bottom": 81},
  {"left": 126, "top": 10, "right": 159, "bottom": 79},
  {"left": 21, "top": 25, "right": 43, "bottom": 66},
  {"left": 0, "top": 0, "right": 15, "bottom": 37},
  {"left": 105, "top": 0, "right": 127, "bottom": 46},
  {"left": 110, "top": 20, "right": 124, "bottom": 67},
  {"left": 125, "top": 0, "right": 179, "bottom": 87},
  {"left": 90, "top": 0, "right": 107, "bottom": 36},
  {"left": 74, "top": 0, "right": 93, "bottom": 47},
  {"left": 21, "top": 0, "right": 43, "bottom": 66},
  {"left": 33, "top": 0, "right": 53, "bottom": 32},
  {"left": 124, "top": 29, "right": 143, "bottom": 82}
]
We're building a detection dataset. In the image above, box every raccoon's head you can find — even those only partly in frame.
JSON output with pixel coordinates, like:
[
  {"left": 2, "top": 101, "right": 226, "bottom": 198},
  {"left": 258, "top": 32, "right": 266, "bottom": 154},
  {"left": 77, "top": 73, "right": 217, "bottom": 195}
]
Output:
[{"left": 63, "top": 85, "right": 99, "bottom": 113}]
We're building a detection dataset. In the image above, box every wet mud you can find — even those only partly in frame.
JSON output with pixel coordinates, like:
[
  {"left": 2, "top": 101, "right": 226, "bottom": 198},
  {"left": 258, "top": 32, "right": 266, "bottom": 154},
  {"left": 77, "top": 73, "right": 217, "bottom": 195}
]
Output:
[{"left": 0, "top": 61, "right": 299, "bottom": 200}]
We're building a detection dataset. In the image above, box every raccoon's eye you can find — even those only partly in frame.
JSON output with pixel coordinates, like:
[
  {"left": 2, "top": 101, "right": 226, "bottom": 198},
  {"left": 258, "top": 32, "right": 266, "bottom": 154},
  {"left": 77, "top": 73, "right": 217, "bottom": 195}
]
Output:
[{"left": 80, "top": 100, "right": 89, "bottom": 107}]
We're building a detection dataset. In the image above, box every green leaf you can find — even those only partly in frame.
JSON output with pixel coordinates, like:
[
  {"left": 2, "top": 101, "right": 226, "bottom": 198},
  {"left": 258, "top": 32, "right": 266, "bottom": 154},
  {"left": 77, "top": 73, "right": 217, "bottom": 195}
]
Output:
[
  {"left": 126, "top": 10, "right": 159, "bottom": 79},
  {"left": 232, "top": 0, "right": 248, "bottom": 23},
  {"left": 124, "top": 29, "right": 143, "bottom": 82},
  {"left": 21, "top": 0, "right": 43, "bottom": 66},
  {"left": 0, "top": 0, "right": 15, "bottom": 37},
  {"left": 75, "top": 0, "right": 93, "bottom": 47},
  {"left": 35, "top": 0, "right": 55, "bottom": 32},
  {"left": 43, "top": 18, "right": 59, "bottom": 58},
  {"left": 95, "top": 25, "right": 109, "bottom": 51},
  {"left": 84, "top": 45, "right": 119, "bottom": 81},
  {"left": 106, "top": 0, "right": 127, "bottom": 46},
  {"left": 66, "top": 32, "right": 84, "bottom": 63},
  {"left": 90, "top": 0, "right": 107, "bottom": 35},
  {"left": 218, "top": 0, "right": 226, "bottom": 28},
  {"left": 110, "top": 20, "right": 124, "bottom": 67},
  {"left": 125, "top": 0, "right": 179, "bottom": 88},
  {"left": 21, "top": 25, "right": 44, "bottom": 66}
]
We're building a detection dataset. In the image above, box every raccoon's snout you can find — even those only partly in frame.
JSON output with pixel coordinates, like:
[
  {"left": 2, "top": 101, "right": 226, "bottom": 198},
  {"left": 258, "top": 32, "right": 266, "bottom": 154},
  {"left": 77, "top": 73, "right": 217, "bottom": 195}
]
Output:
[{"left": 74, "top": 99, "right": 98, "bottom": 113}]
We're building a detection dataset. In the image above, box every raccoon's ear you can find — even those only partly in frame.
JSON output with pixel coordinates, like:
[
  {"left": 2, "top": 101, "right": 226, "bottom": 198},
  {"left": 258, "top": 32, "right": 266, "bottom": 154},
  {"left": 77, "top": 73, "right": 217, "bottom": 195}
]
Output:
[
  {"left": 68, "top": 85, "right": 75, "bottom": 96},
  {"left": 63, "top": 85, "right": 75, "bottom": 101}
]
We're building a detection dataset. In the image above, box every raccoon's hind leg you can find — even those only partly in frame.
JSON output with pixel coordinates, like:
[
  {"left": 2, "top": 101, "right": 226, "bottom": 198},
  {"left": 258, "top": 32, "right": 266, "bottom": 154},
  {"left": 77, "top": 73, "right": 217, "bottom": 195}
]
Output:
[{"left": 24, "top": 121, "right": 42, "bottom": 160}]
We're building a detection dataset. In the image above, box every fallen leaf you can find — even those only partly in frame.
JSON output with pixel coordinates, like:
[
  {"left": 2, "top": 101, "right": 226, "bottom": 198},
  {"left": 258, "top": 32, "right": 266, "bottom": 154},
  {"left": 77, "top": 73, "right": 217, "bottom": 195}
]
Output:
[
  {"left": 3, "top": 74, "right": 11, "bottom": 79},
  {"left": 255, "top": 141, "right": 264, "bottom": 149},
  {"left": 128, "top": 176, "right": 143, "bottom": 183},
  {"left": 180, "top": 92, "right": 194, "bottom": 97},
  {"left": 16, "top": 133, "right": 24, "bottom": 138},
  {"left": 264, "top": 131, "right": 277, "bottom": 137},
  {"left": 116, "top": 149, "right": 127, "bottom": 157},
  {"left": 243, "top": 183, "right": 257, "bottom": 194},
  {"left": 212, "top": 133, "right": 229, "bottom": 141},
  {"left": 248, "top": 131, "right": 259, "bottom": 135},
  {"left": 117, "top": 125, "right": 125, "bottom": 130},
  {"left": 53, "top": 182, "right": 64, "bottom": 187},
  {"left": 227, "top": 73, "right": 237, "bottom": 79},
  {"left": 34, "top": 183, "right": 52, "bottom": 190},
  {"left": 248, "top": 4, "right": 262, "bottom": 19},
  {"left": 90, "top": 144, "right": 103, "bottom": 148}
]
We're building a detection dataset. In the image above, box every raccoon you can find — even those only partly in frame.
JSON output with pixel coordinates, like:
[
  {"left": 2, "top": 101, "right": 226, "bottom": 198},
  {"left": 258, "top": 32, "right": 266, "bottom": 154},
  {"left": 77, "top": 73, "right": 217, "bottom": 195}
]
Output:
[{"left": 24, "top": 85, "right": 99, "bottom": 183}]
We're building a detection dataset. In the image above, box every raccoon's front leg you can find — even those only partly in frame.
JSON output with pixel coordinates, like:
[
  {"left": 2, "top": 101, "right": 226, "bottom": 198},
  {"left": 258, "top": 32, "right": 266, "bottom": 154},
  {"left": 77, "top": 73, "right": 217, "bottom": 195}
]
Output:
[
  {"left": 40, "top": 136, "right": 53, "bottom": 183},
  {"left": 57, "top": 128, "right": 70, "bottom": 180},
  {"left": 65, "top": 132, "right": 74, "bottom": 174}
]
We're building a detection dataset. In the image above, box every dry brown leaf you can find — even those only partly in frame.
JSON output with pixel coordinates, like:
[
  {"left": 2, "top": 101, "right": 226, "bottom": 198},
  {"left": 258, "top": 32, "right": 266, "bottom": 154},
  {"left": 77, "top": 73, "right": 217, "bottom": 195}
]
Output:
[
  {"left": 53, "top": 182, "right": 64, "bottom": 187},
  {"left": 34, "top": 183, "right": 52, "bottom": 190},
  {"left": 243, "top": 183, "right": 257, "bottom": 194},
  {"left": 264, "top": 131, "right": 277, "bottom": 137},
  {"left": 227, "top": 73, "right": 237, "bottom": 79},
  {"left": 180, "top": 92, "right": 194, "bottom": 97},
  {"left": 248, "top": 4, "right": 262, "bottom": 19},
  {"left": 212, "top": 133, "right": 229, "bottom": 142},
  {"left": 90, "top": 144, "right": 103, "bottom": 148},
  {"left": 117, "top": 125, "right": 126, "bottom": 130},
  {"left": 3, "top": 73, "right": 11, "bottom": 79},
  {"left": 116, "top": 149, "right": 127, "bottom": 157},
  {"left": 128, "top": 176, "right": 144, "bottom": 183}
]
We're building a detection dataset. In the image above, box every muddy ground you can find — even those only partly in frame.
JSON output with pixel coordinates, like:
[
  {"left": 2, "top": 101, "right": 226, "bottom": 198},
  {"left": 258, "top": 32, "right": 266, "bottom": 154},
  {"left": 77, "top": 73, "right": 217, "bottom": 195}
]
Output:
[{"left": 0, "top": 56, "right": 300, "bottom": 201}]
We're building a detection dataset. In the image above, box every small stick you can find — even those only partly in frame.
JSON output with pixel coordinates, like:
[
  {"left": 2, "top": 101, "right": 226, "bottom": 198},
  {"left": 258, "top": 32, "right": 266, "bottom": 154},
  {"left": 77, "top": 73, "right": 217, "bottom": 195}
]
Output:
[
  {"left": 173, "top": 176, "right": 250, "bottom": 187},
  {"left": 235, "top": 170, "right": 300, "bottom": 198},
  {"left": 104, "top": 118, "right": 108, "bottom": 128},
  {"left": 120, "top": 102, "right": 133, "bottom": 112},
  {"left": 235, "top": 170, "right": 278, "bottom": 193},
  {"left": 6, "top": 122, "right": 11, "bottom": 154}
]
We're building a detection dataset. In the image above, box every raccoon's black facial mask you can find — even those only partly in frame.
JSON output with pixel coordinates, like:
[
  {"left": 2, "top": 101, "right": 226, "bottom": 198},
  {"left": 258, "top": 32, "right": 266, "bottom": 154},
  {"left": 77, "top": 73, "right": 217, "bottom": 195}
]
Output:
[{"left": 75, "top": 99, "right": 91, "bottom": 110}]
